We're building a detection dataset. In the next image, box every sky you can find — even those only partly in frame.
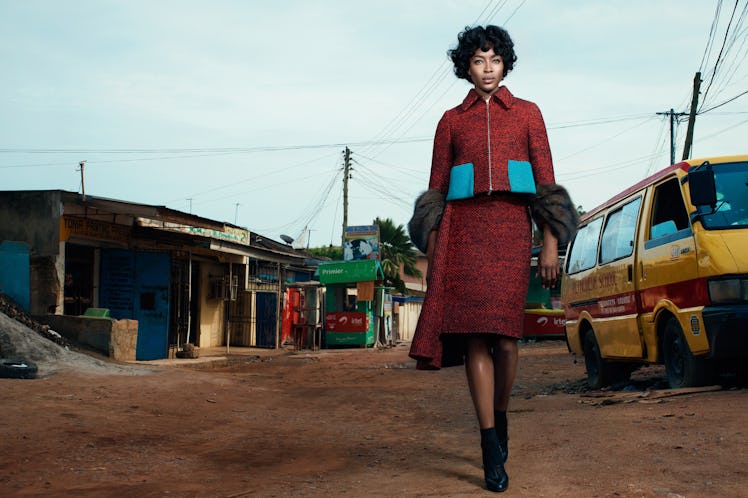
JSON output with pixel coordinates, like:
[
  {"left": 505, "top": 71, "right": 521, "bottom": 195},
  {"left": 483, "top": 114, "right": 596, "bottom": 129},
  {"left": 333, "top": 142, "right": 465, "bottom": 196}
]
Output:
[{"left": 2, "top": 0, "right": 747, "bottom": 248}]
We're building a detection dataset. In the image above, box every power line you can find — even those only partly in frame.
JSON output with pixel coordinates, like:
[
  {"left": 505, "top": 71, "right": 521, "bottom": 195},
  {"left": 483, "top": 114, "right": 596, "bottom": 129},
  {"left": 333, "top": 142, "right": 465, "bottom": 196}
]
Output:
[
  {"left": 502, "top": 0, "right": 527, "bottom": 24},
  {"left": 350, "top": 159, "right": 415, "bottom": 209},
  {"left": 699, "top": 0, "right": 724, "bottom": 73},
  {"left": 696, "top": 115, "right": 748, "bottom": 141},
  {"left": 559, "top": 152, "right": 665, "bottom": 183},
  {"left": 706, "top": 2, "right": 748, "bottom": 102},
  {"left": 353, "top": 152, "right": 428, "bottom": 180},
  {"left": 646, "top": 118, "right": 671, "bottom": 176},
  {"left": 555, "top": 116, "right": 655, "bottom": 162},
  {"left": 166, "top": 151, "right": 338, "bottom": 205},
  {"left": 547, "top": 113, "right": 652, "bottom": 130},
  {"left": 473, "top": 0, "right": 500, "bottom": 22},
  {"left": 482, "top": 0, "right": 510, "bottom": 24},
  {"left": 358, "top": 0, "right": 523, "bottom": 162},
  {"left": 253, "top": 165, "right": 342, "bottom": 235},
  {"left": 0, "top": 150, "right": 246, "bottom": 169},
  {"left": 700, "top": 0, "right": 742, "bottom": 111},
  {"left": 0, "top": 137, "right": 433, "bottom": 156},
  {"left": 699, "top": 88, "right": 748, "bottom": 113},
  {"left": 190, "top": 168, "right": 340, "bottom": 212}
]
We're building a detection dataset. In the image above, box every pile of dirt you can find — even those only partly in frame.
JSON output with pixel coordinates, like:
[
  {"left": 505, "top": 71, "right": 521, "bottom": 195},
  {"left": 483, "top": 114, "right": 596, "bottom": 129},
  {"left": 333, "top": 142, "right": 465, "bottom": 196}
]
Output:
[
  {"left": 0, "top": 294, "right": 150, "bottom": 377},
  {"left": 0, "top": 292, "right": 68, "bottom": 346}
]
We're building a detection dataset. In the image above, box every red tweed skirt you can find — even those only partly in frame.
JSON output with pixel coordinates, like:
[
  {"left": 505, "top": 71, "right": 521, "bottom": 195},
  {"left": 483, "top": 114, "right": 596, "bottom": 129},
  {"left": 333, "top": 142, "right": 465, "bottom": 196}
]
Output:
[{"left": 409, "top": 193, "right": 532, "bottom": 369}]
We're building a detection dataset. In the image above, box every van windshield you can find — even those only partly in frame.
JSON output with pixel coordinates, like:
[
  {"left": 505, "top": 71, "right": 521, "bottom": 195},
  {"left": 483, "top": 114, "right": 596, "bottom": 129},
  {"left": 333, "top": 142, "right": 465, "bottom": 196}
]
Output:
[{"left": 698, "top": 161, "right": 748, "bottom": 229}]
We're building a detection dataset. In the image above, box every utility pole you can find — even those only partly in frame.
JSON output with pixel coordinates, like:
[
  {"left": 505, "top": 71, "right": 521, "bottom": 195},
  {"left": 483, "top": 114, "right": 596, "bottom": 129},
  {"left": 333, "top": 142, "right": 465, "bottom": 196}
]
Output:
[
  {"left": 78, "top": 161, "right": 87, "bottom": 201},
  {"left": 656, "top": 109, "right": 686, "bottom": 165},
  {"left": 341, "top": 146, "right": 351, "bottom": 247},
  {"left": 682, "top": 71, "right": 702, "bottom": 161},
  {"left": 234, "top": 203, "right": 240, "bottom": 225}
]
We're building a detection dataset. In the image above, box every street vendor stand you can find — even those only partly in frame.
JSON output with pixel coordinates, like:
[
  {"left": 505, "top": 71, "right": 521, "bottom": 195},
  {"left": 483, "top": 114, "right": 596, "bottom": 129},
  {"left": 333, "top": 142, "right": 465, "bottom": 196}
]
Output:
[
  {"left": 317, "top": 259, "right": 385, "bottom": 347},
  {"left": 524, "top": 250, "right": 565, "bottom": 339},
  {"left": 281, "top": 282, "right": 323, "bottom": 350}
]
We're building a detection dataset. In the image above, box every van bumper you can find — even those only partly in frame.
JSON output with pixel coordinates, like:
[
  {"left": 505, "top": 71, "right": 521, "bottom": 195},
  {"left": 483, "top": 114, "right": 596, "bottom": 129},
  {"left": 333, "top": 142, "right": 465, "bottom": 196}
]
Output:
[{"left": 702, "top": 305, "right": 748, "bottom": 359}]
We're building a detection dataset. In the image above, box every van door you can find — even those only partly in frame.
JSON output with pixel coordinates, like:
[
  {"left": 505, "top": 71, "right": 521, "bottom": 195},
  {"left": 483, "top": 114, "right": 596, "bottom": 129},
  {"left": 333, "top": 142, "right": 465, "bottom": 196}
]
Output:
[
  {"left": 595, "top": 196, "right": 644, "bottom": 359},
  {"left": 638, "top": 177, "right": 697, "bottom": 356}
]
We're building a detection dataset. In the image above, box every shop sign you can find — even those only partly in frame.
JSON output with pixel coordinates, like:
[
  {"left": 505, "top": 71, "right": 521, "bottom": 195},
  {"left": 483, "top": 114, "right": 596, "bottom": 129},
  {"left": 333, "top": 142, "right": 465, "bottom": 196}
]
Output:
[
  {"left": 523, "top": 310, "right": 566, "bottom": 337},
  {"left": 318, "top": 260, "right": 383, "bottom": 284},
  {"left": 137, "top": 218, "right": 249, "bottom": 245},
  {"left": 60, "top": 216, "right": 131, "bottom": 244},
  {"left": 325, "top": 312, "right": 369, "bottom": 332},
  {"left": 343, "top": 225, "right": 380, "bottom": 261}
]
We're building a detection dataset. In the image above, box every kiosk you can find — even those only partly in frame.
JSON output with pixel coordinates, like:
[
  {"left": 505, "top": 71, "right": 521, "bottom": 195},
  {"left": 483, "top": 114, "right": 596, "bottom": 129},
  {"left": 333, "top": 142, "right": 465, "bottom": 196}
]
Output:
[
  {"left": 318, "top": 260, "right": 385, "bottom": 347},
  {"left": 524, "top": 251, "right": 565, "bottom": 338}
]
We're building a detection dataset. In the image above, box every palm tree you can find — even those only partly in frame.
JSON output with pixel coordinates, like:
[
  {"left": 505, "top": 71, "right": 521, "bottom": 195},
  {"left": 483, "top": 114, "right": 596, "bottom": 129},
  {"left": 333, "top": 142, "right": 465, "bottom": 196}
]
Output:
[{"left": 374, "top": 217, "right": 422, "bottom": 294}]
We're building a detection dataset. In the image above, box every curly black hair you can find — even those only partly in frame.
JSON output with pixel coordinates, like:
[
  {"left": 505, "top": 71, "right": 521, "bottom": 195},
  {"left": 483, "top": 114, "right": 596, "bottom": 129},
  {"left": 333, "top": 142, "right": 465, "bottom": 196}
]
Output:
[{"left": 448, "top": 25, "right": 517, "bottom": 81}]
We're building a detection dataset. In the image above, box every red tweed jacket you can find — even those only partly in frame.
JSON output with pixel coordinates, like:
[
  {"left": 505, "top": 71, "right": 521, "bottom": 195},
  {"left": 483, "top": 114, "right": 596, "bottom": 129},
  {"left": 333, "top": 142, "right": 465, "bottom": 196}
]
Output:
[{"left": 428, "top": 85, "right": 555, "bottom": 195}]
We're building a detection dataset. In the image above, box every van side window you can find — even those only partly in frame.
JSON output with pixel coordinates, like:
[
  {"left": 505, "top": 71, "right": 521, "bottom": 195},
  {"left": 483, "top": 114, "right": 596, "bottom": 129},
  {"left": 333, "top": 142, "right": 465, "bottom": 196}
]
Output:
[
  {"left": 650, "top": 178, "right": 689, "bottom": 240},
  {"left": 566, "top": 217, "right": 603, "bottom": 274},
  {"left": 600, "top": 197, "right": 642, "bottom": 265}
]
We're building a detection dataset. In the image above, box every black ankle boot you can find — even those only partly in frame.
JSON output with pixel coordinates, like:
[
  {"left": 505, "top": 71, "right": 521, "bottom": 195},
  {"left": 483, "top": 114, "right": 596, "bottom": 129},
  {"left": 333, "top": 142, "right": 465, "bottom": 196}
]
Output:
[
  {"left": 480, "top": 427, "right": 509, "bottom": 493},
  {"left": 498, "top": 439, "right": 508, "bottom": 464},
  {"left": 495, "top": 411, "right": 509, "bottom": 463}
]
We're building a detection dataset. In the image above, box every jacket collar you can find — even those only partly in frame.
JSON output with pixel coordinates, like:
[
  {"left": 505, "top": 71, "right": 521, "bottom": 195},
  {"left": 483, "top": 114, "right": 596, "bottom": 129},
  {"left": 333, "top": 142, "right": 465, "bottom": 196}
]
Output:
[{"left": 459, "top": 85, "right": 515, "bottom": 111}]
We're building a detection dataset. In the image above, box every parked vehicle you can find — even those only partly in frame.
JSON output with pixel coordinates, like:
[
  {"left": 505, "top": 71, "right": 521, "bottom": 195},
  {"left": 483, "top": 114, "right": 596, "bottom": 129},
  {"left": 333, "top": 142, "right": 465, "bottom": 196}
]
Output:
[{"left": 561, "top": 155, "right": 748, "bottom": 388}]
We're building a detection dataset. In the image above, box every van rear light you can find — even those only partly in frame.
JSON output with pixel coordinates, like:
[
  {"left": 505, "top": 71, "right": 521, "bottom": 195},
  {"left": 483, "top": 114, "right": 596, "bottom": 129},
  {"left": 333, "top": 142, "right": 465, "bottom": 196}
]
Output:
[{"left": 708, "top": 278, "right": 748, "bottom": 304}]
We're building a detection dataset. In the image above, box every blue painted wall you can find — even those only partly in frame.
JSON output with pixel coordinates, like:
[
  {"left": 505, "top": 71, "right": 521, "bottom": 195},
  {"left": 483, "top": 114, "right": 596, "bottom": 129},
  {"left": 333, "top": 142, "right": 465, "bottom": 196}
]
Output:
[{"left": 0, "top": 241, "right": 30, "bottom": 311}]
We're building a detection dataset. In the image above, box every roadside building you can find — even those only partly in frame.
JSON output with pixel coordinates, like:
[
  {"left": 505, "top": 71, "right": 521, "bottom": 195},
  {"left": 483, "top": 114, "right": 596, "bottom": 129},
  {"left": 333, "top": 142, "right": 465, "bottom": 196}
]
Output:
[
  {"left": 393, "top": 250, "right": 427, "bottom": 342},
  {"left": 0, "top": 190, "right": 316, "bottom": 359}
]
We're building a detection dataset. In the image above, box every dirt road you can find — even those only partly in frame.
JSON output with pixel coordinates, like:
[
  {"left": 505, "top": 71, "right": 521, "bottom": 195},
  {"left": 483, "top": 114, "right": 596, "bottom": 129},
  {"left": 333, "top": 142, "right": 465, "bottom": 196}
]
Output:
[{"left": 1, "top": 340, "right": 747, "bottom": 497}]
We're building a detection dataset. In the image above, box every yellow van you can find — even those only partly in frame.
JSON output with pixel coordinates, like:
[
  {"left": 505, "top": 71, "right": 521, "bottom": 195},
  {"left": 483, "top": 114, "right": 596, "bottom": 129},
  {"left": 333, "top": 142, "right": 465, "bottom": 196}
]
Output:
[{"left": 561, "top": 155, "right": 748, "bottom": 388}]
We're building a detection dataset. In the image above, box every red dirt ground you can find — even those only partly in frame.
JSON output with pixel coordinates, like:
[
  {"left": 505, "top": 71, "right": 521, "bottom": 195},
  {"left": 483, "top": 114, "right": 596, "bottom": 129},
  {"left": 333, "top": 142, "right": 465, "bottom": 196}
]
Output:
[{"left": 2, "top": 340, "right": 747, "bottom": 497}]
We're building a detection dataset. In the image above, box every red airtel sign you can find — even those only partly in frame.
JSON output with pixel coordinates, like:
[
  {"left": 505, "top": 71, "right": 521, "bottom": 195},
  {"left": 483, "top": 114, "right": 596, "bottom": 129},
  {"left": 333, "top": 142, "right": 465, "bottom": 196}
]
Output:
[{"left": 325, "top": 312, "right": 369, "bottom": 332}]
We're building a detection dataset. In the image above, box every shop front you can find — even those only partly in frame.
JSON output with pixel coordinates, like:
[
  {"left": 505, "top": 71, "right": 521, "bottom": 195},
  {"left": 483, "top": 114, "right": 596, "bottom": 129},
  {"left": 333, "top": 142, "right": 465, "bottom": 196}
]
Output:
[{"left": 318, "top": 260, "right": 384, "bottom": 347}]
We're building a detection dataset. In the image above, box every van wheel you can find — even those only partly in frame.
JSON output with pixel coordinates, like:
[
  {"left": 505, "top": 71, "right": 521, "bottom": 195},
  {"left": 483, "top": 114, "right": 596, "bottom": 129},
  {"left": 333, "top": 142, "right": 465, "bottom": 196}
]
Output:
[
  {"left": 583, "top": 332, "right": 625, "bottom": 389},
  {"left": 663, "top": 318, "right": 714, "bottom": 388}
]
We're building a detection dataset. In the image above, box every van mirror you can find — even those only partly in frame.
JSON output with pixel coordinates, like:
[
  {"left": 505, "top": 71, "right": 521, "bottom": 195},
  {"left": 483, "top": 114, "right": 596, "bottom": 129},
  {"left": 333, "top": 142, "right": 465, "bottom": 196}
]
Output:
[{"left": 687, "top": 163, "right": 717, "bottom": 208}]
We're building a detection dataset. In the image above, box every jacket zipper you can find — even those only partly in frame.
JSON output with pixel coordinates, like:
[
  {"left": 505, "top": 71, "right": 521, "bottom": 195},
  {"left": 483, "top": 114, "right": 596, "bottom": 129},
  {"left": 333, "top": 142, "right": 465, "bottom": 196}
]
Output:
[{"left": 485, "top": 98, "right": 493, "bottom": 194}]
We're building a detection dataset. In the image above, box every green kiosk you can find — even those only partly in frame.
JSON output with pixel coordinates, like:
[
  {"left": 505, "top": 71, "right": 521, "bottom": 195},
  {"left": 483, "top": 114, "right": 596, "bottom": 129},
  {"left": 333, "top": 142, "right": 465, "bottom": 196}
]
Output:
[
  {"left": 318, "top": 259, "right": 385, "bottom": 347},
  {"left": 524, "top": 249, "right": 565, "bottom": 338}
]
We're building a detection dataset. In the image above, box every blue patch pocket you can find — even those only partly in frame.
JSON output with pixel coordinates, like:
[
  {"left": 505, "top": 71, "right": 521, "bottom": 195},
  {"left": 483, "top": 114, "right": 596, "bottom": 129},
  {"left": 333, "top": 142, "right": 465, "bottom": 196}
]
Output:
[
  {"left": 446, "top": 162, "right": 475, "bottom": 201},
  {"left": 507, "top": 160, "right": 536, "bottom": 194}
]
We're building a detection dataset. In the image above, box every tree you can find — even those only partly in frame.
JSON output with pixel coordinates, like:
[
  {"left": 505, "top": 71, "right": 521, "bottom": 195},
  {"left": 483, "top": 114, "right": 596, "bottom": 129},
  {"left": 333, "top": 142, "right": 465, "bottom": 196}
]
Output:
[
  {"left": 374, "top": 217, "right": 422, "bottom": 294},
  {"left": 307, "top": 245, "right": 343, "bottom": 261}
]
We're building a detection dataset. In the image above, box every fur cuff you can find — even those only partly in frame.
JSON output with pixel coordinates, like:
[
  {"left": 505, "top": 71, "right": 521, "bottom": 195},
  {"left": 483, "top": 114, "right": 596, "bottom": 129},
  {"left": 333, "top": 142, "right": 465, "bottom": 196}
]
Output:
[
  {"left": 530, "top": 184, "right": 579, "bottom": 246},
  {"left": 408, "top": 189, "right": 445, "bottom": 253}
]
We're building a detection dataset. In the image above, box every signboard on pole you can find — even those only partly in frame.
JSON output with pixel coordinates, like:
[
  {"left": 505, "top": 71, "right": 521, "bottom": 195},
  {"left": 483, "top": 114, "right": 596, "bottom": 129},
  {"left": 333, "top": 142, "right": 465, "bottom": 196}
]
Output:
[
  {"left": 317, "top": 260, "right": 384, "bottom": 284},
  {"left": 343, "top": 225, "right": 380, "bottom": 261}
]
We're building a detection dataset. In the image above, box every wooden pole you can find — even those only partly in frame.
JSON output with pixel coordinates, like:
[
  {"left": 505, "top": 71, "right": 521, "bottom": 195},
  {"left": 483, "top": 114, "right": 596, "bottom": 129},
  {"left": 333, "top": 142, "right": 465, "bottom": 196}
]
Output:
[{"left": 682, "top": 72, "right": 702, "bottom": 161}]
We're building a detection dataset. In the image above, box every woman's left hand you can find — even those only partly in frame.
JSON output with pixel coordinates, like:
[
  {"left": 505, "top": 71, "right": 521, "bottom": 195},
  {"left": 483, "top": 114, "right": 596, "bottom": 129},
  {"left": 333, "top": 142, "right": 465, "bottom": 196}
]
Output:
[{"left": 539, "top": 225, "right": 559, "bottom": 289}]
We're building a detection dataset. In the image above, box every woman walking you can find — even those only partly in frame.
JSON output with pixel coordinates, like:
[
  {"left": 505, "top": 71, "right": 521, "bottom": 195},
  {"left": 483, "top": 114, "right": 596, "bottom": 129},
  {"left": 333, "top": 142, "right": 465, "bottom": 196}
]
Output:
[{"left": 408, "top": 25, "right": 577, "bottom": 493}]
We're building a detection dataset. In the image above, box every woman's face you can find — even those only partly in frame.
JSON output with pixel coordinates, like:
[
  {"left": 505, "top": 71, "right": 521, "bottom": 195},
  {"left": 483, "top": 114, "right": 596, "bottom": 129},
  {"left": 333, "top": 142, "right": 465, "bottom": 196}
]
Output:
[{"left": 467, "top": 47, "right": 504, "bottom": 98}]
